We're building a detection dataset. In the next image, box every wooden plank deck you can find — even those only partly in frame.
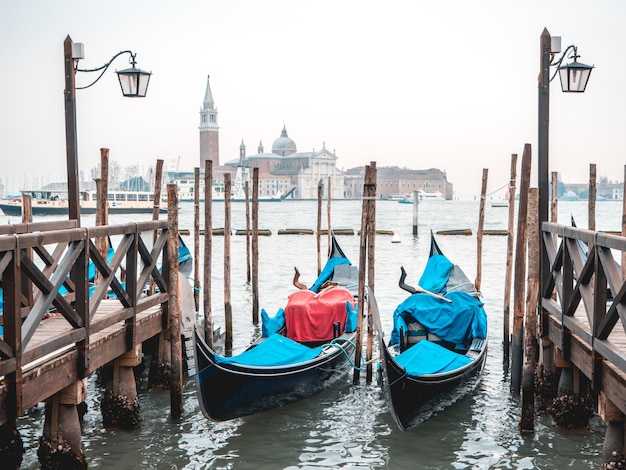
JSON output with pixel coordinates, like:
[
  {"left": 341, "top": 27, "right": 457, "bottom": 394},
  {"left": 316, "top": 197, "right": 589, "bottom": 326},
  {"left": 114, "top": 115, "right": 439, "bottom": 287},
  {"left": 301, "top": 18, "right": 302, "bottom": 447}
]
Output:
[{"left": 2, "top": 299, "right": 166, "bottom": 413}]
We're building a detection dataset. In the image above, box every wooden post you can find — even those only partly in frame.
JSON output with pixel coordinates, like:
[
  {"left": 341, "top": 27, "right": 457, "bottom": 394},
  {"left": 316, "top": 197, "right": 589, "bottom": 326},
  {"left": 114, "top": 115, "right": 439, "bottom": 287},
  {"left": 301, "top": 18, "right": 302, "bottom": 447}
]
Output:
[
  {"left": 245, "top": 181, "right": 251, "bottom": 283},
  {"left": 327, "top": 176, "right": 332, "bottom": 256},
  {"left": 203, "top": 160, "right": 213, "bottom": 347},
  {"left": 317, "top": 178, "right": 323, "bottom": 274},
  {"left": 366, "top": 163, "right": 377, "bottom": 383},
  {"left": 550, "top": 171, "right": 558, "bottom": 223},
  {"left": 167, "top": 184, "right": 183, "bottom": 418},
  {"left": 588, "top": 163, "right": 596, "bottom": 231},
  {"left": 97, "top": 149, "right": 110, "bottom": 286},
  {"left": 475, "top": 168, "right": 488, "bottom": 292},
  {"left": 520, "top": 188, "right": 539, "bottom": 433},
  {"left": 193, "top": 167, "right": 200, "bottom": 312},
  {"left": 251, "top": 168, "right": 259, "bottom": 325},
  {"left": 21, "top": 194, "right": 32, "bottom": 223},
  {"left": 511, "top": 144, "right": 532, "bottom": 394},
  {"left": 622, "top": 166, "right": 626, "bottom": 279},
  {"left": 412, "top": 190, "right": 418, "bottom": 236},
  {"left": 354, "top": 164, "right": 373, "bottom": 384},
  {"left": 224, "top": 173, "right": 232, "bottom": 355},
  {"left": 503, "top": 154, "right": 517, "bottom": 367},
  {"left": 152, "top": 159, "right": 163, "bottom": 221}
]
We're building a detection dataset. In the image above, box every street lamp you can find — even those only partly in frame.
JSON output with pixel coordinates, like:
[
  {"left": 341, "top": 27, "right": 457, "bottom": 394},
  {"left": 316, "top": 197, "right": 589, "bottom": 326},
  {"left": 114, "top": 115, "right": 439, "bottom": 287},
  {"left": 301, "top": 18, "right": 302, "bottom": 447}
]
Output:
[
  {"left": 537, "top": 28, "right": 593, "bottom": 295},
  {"left": 63, "top": 35, "right": 151, "bottom": 222}
]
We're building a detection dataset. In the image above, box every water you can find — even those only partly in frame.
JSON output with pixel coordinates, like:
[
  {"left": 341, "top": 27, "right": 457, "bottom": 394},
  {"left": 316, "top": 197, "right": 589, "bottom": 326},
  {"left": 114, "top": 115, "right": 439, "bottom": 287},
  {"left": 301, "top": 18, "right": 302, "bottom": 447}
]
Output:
[{"left": 13, "top": 199, "right": 622, "bottom": 469}]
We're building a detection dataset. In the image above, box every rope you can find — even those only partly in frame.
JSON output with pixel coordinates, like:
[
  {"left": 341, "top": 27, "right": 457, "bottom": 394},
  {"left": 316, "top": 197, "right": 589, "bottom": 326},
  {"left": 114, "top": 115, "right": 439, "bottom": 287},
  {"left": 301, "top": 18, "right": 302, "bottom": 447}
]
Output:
[
  {"left": 325, "top": 338, "right": 370, "bottom": 371},
  {"left": 486, "top": 182, "right": 510, "bottom": 198}
]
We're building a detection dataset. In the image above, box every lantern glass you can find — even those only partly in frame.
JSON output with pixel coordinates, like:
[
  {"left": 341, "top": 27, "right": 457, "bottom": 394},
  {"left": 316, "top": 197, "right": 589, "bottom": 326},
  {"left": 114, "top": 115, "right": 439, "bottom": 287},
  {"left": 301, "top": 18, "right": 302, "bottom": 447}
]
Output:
[
  {"left": 116, "top": 67, "right": 152, "bottom": 97},
  {"left": 558, "top": 60, "right": 593, "bottom": 93}
]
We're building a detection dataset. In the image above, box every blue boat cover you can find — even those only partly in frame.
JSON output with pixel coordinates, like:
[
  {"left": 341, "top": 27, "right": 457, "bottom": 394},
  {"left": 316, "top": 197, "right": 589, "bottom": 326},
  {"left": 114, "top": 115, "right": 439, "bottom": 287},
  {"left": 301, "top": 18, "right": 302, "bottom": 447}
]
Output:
[
  {"left": 215, "top": 333, "right": 323, "bottom": 367},
  {"left": 390, "top": 291, "right": 487, "bottom": 346},
  {"left": 417, "top": 254, "right": 453, "bottom": 293},
  {"left": 395, "top": 339, "right": 472, "bottom": 376},
  {"left": 309, "top": 257, "right": 351, "bottom": 293},
  {"left": 261, "top": 308, "right": 285, "bottom": 337}
]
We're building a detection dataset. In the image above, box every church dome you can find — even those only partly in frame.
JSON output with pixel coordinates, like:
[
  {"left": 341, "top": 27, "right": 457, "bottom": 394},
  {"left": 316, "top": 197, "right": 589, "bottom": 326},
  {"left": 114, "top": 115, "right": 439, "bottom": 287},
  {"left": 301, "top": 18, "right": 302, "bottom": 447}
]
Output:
[{"left": 271, "top": 125, "right": 297, "bottom": 156}]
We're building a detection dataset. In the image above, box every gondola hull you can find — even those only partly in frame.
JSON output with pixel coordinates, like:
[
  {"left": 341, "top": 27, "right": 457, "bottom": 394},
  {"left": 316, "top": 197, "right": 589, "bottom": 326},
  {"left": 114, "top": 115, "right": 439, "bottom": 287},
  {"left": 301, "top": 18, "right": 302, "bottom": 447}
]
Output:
[
  {"left": 194, "top": 327, "right": 357, "bottom": 421},
  {"left": 378, "top": 337, "right": 487, "bottom": 430}
]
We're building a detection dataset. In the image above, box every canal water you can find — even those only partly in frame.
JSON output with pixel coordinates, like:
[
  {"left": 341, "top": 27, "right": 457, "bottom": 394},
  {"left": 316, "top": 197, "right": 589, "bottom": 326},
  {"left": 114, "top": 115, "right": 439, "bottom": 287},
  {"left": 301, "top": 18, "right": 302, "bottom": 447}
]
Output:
[{"left": 13, "top": 198, "right": 622, "bottom": 469}]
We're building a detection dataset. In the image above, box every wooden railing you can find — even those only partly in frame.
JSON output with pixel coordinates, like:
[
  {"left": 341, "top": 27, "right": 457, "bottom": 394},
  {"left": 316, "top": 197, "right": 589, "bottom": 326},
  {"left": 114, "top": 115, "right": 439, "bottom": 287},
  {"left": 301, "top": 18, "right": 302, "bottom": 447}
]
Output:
[
  {"left": 0, "top": 219, "right": 170, "bottom": 415},
  {"left": 542, "top": 222, "right": 626, "bottom": 406}
]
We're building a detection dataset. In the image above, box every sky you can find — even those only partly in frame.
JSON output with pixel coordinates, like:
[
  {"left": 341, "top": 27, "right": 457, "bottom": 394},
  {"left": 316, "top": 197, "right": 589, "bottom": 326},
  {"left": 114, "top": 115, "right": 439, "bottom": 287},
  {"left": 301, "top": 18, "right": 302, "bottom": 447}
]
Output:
[{"left": 1, "top": 1, "right": 625, "bottom": 198}]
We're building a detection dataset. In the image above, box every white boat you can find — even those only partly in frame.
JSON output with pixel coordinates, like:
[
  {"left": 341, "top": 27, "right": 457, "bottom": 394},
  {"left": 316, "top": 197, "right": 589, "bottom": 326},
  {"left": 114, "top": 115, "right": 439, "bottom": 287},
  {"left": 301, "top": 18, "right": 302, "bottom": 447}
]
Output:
[
  {"left": 418, "top": 190, "right": 445, "bottom": 201},
  {"left": 168, "top": 175, "right": 227, "bottom": 202},
  {"left": 0, "top": 189, "right": 167, "bottom": 216}
]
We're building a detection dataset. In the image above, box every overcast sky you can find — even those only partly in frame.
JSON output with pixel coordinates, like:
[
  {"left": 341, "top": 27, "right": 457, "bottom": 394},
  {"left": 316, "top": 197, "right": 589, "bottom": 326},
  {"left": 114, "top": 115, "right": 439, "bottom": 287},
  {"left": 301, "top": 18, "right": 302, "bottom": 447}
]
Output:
[{"left": 1, "top": 1, "right": 624, "bottom": 198}]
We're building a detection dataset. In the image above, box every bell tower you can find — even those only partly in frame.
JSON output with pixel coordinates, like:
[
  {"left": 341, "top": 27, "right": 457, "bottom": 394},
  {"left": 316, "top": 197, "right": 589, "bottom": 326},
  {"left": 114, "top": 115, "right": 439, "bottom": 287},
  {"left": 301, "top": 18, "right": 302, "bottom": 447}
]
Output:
[{"left": 199, "top": 75, "right": 220, "bottom": 167}]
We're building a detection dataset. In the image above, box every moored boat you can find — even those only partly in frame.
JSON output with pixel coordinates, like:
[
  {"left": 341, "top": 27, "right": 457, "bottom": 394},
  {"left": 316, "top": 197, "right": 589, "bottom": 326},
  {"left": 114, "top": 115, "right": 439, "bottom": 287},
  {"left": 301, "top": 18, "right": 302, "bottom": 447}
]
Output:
[
  {"left": 0, "top": 189, "right": 167, "bottom": 216},
  {"left": 374, "top": 232, "right": 488, "bottom": 430},
  {"left": 194, "top": 234, "right": 361, "bottom": 421}
]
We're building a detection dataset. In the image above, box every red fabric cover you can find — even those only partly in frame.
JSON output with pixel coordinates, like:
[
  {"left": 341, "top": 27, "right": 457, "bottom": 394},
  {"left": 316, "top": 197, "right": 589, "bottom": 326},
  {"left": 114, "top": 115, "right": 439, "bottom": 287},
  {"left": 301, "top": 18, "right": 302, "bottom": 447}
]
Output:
[{"left": 285, "top": 287, "right": 356, "bottom": 342}]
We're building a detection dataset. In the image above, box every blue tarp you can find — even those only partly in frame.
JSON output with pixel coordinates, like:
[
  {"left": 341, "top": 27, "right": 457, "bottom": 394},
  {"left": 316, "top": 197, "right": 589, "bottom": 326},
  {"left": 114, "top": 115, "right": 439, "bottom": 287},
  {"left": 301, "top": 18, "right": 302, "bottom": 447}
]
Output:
[
  {"left": 215, "top": 333, "right": 323, "bottom": 367},
  {"left": 261, "top": 308, "right": 285, "bottom": 337},
  {"left": 390, "top": 291, "right": 487, "bottom": 346},
  {"left": 309, "top": 257, "right": 351, "bottom": 293},
  {"left": 417, "top": 254, "right": 453, "bottom": 293},
  {"left": 395, "top": 339, "right": 472, "bottom": 376}
]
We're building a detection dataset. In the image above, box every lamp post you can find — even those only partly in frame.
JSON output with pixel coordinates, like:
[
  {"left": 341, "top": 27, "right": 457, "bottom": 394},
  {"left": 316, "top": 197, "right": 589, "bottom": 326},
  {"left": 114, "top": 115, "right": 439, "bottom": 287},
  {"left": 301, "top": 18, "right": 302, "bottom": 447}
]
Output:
[
  {"left": 63, "top": 35, "right": 151, "bottom": 223},
  {"left": 538, "top": 28, "right": 593, "bottom": 287}
]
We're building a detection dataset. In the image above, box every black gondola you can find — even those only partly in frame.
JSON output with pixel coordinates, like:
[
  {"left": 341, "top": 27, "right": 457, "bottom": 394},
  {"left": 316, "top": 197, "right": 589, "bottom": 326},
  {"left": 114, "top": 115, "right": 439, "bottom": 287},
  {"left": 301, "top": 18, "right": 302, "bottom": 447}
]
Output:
[
  {"left": 194, "top": 235, "right": 360, "bottom": 421},
  {"left": 374, "top": 232, "right": 488, "bottom": 430}
]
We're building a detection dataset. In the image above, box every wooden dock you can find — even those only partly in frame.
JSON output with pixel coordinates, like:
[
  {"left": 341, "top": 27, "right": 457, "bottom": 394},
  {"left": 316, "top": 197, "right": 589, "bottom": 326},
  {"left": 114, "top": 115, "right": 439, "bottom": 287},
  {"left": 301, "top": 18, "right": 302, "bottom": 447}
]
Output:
[
  {"left": 539, "top": 222, "right": 626, "bottom": 434},
  {"left": 0, "top": 218, "right": 178, "bottom": 465}
]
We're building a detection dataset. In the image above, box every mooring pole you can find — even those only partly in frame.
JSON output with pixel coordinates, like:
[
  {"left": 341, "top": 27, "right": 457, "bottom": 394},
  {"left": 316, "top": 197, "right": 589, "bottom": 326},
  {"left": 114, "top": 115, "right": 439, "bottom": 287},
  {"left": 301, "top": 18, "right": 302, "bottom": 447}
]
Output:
[
  {"left": 511, "top": 144, "right": 532, "bottom": 394},
  {"left": 193, "top": 167, "right": 200, "bottom": 312},
  {"left": 550, "top": 171, "right": 558, "bottom": 223},
  {"left": 252, "top": 168, "right": 260, "bottom": 325},
  {"left": 366, "top": 162, "right": 377, "bottom": 384},
  {"left": 520, "top": 187, "right": 539, "bottom": 433},
  {"left": 327, "top": 176, "right": 332, "bottom": 256},
  {"left": 245, "top": 181, "right": 251, "bottom": 283},
  {"left": 475, "top": 168, "right": 488, "bottom": 292},
  {"left": 503, "top": 153, "right": 517, "bottom": 368},
  {"left": 354, "top": 164, "right": 374, "bottom": 384},
  {"left": 203, "top": 159, "right": 213, "bottom": 347},
  {"left": 224, "top": 173, "right": 232, "bottom": 355},
  {"left": 167, "top": 184, "right": 183, "bottom": 418},
  {"left": 588, "top": 163, "right": 596, "bottom": 231},
  {"left": 317, "top": 178, "right": 323, "bottom": 274},
  {"left": 412, "top": 190, "right": 418, "bottom": 236}
]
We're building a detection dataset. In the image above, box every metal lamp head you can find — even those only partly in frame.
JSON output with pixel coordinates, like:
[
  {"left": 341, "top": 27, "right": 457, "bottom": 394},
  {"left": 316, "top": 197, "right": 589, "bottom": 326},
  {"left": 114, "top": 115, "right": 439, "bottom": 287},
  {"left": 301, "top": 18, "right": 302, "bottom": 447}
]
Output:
[
  {"left": 116, "top": 55, "right": 152, "bottom": 97},
  {"left": 558, "top": 59, "right": 594, "bottom": 93}
]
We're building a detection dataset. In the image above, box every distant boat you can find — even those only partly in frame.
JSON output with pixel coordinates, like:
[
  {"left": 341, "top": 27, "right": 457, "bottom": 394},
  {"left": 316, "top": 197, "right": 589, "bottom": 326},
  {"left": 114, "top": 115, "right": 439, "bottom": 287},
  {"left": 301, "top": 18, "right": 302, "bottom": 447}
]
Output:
[
  {"left": 0, "top": 189, "right": 167, "bottom": 216},
  {"left": 491, "top": 201, "right": 508, "bottom": 208},
  {"left": 418, "top": 190, "right": 445, "bottom": 201}
]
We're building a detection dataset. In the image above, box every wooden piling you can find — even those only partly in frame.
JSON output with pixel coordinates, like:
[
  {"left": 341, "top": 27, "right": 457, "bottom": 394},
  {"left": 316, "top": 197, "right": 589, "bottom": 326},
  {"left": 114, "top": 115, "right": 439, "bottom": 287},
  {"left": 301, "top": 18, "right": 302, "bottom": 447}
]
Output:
[
  {"left": 503, "top": 154, "right": 517, "bottom": 367},
  {"left": 412, "top": 190, "right": 418, "bottom": 236},
  {"left": 203, "top": 160, "right": 213, "bottom": 347},
  {"left": 354, "top": 164, "right": 375, "bottom": 384},
  {"left": 475, "top": 168, "right": 487, "bottom": 292},
  {"left": 550, "top": 171, "right": 558, "bottom": 223},
  {"left": 224, "top": 173, "right": 233, "bottom": 355},
  {"left": 588, "top": 163, "right": 596, "bottom": 231},
  {"left": 327, "top": 176, "right": 332, "bottom": 256},
  {"left": 252, "top": 168, "right": 260, "bottom": 325},
  {"left": 167, "top": 184, "right": 183, "bottom": 418},
  {"left": 317, "top": 178, "right": 323, "bottom": 274},
  {"left": 193, "top": 167, "right": 200, "bottom": 312},
  {"left": 622, "top": 166, "right": 626, "bottom": 279},
  {"left": 21, "top": 194, "right": 32, "bottom": 223},
  {"left": 245, "top": 181, "right": 251, "bottom": 283},
  {"left": 511, "top": 144, "right": 532, "bottom": 394},
  {"left": 97, "top": 149, "right": 110, "bottom": 285},
  {"left": 366, "top": 163, "right": 377, "bottom": 384},
  {"left": 520, "top": 188, "right": 539, "bottom": 433}
]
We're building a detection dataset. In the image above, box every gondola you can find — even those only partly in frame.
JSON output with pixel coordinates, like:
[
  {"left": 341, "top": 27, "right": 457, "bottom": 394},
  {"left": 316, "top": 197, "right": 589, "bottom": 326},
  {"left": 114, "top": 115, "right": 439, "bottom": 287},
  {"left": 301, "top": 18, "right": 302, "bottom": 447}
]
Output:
[
  {"left": 194, "top": 234, "right": 360, "bottom": 421},
  {"left": 375, "top": 232, "right": 488, "bottom": 430}
]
